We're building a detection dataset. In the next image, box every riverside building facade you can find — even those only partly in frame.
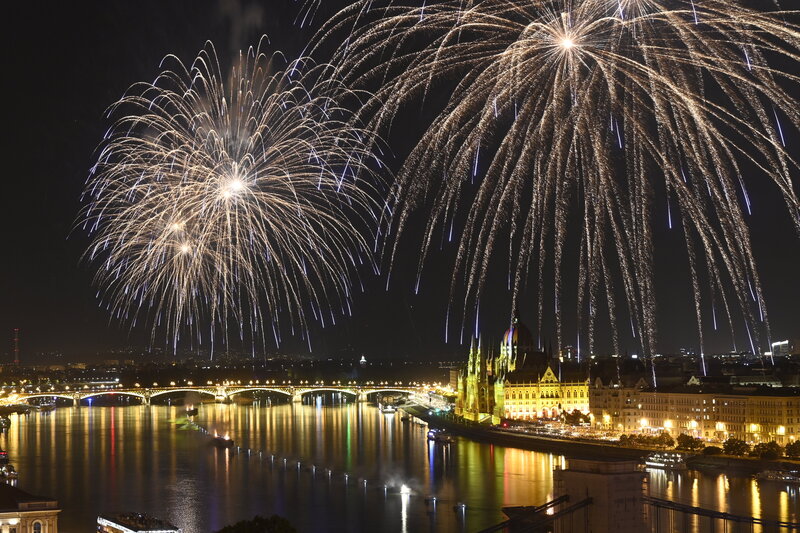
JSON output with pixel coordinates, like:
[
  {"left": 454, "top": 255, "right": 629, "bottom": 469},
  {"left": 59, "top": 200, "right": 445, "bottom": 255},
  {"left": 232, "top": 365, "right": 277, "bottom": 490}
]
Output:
[{"left": 590, "top": 379, "right": 800, "bottom": 444}]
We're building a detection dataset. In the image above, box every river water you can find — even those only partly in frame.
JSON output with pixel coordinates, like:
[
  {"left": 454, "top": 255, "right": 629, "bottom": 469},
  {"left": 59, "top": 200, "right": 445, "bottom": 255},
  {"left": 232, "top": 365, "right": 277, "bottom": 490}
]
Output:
[{"left": 2, "top": 402, "right": 797, "bottom": 532}]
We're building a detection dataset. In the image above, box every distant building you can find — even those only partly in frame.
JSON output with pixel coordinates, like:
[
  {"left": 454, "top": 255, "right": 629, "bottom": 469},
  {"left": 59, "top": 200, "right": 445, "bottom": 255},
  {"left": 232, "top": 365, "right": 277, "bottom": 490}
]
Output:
[
  {"left": 0, "top": 484, "right": 60, "bottom": 533},
  {"left": 590, "top": 379, "right": 800, "bottom": 444},
  {"left": 559, "top": 345, "right": 576, "bottom": 362},
  {"left": 455, "top": 316, "right": 589, "bottom": 424},
  {"left": 98, "top": 513, "right": 180, "bottom": 533},
  {"left": 771, "top": 339, "right": 799, "bottom": 357}
]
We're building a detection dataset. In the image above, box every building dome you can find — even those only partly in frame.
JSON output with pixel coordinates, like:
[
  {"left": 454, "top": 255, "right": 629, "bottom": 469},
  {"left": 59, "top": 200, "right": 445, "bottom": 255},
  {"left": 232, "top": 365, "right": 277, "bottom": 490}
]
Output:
[{"left": 502, "top": 316, "right": 535, "bottom": 351}]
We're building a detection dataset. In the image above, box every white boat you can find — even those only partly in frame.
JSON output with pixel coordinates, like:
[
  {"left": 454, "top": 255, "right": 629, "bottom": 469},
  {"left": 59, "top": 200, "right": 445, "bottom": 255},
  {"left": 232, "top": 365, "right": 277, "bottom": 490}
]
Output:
[
  {"left": 0, "top": 465, "right": 18, "bottom": 480},
  {"left": 380, "top": 404, "right": 397, "bottom": 414},
  {"left": 644, "top": 452, "right": 687, "bottom": 471},
  {"left": 755, "top": 470, "right": 800, "bottom": 484}
]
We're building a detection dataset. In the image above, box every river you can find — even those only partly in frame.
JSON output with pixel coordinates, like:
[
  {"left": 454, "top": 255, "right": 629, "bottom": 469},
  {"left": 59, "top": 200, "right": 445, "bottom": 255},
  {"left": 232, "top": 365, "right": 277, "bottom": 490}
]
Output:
[{"left": 2, "top": 401, "right": 797, "bottom": 532}]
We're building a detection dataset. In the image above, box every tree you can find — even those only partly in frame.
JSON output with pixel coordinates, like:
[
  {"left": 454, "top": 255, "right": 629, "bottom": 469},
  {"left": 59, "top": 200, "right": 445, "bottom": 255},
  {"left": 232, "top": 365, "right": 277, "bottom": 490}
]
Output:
[
  {"left": 722, "top": 437, "right": 750, "bottom": 456},
  {"left": 751, "top": 441, "right": 784, "bottom": 460},
  {"left": 785, "top": 440, "right": 800, "bottom": 458},
  {"left": 656, "top": 431, "right": 675, "bottom": 448},
  {"left": 702, "top": 446, "right": 722, "bottom": 455},
  {"left": 676, "top": 433, "right": 705, "bottom": 451},
  {"left": 562, "top": 409, "right": 590, "bottom": 426},
  {"left": 216, "top": 515, "right": 296, "bottom": 533}
]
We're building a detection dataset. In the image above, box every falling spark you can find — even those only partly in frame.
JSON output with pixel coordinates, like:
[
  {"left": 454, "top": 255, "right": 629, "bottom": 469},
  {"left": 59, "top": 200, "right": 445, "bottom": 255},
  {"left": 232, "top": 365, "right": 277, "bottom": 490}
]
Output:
[
  {"left": 82, "top": 38, "right": 382, "bottom": 354},
  {"left": 321, "top": 0, "right": 799, "bottom": 361}
]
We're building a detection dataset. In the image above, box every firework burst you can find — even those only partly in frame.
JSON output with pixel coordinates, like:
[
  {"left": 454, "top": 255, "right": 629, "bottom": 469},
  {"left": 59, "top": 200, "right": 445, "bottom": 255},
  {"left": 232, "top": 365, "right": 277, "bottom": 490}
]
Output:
[
  {"left": 320, "top": 0, "right": 800, "bottom": 371},
  {"left": 82, "top": 39, "right": 381, "bottom": 355}
]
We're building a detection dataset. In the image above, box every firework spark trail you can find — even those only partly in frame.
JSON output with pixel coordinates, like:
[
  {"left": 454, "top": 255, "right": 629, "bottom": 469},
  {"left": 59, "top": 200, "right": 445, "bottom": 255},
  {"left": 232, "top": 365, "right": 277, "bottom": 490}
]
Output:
[
  {"left": 81, "top": 39, "right": 381, "bottom": 356},
  {"left": 318, "top": 0, "right": 800, "bottom": 369}
]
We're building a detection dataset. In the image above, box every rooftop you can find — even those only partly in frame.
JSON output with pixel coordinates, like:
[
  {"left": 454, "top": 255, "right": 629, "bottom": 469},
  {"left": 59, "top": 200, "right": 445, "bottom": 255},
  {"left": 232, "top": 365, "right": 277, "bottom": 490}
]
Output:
[
  {"left": 0, "top": 483, "right": 58, "bottom": 512},
  {"left": 640, "top": 384, "right": 800, "bottom": 397}
]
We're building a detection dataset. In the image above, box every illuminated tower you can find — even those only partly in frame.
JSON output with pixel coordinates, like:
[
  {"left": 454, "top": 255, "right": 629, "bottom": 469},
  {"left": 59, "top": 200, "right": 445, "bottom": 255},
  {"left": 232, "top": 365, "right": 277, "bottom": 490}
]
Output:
[{"left": 13, "top": 328, "right": 20, "bottom": 365}]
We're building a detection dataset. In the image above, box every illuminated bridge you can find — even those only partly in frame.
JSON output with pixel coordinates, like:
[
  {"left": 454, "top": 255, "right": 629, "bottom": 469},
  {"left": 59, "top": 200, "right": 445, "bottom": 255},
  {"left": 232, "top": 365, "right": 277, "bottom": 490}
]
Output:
[{"left": 10, "top": 383, "right": 423, "bottom": 406}]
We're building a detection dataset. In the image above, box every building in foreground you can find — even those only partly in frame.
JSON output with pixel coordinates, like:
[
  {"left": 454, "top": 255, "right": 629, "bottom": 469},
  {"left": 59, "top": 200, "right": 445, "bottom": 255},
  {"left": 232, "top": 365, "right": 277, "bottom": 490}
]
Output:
[
  {"left": 0, "top": 484, "right": 60, "bottom": 533},
  {"left": 455, "top": 317, "right": 590, "bottom": 424},
  {"left": 553, "top": 458, "right": 648, "bottom": 533}
]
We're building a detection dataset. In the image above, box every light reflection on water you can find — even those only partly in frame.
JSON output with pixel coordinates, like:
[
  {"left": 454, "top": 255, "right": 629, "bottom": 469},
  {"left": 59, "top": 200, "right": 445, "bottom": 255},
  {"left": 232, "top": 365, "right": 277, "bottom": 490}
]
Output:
[{"left": 2, "top": 403, "right": 796, "bottom": 532}]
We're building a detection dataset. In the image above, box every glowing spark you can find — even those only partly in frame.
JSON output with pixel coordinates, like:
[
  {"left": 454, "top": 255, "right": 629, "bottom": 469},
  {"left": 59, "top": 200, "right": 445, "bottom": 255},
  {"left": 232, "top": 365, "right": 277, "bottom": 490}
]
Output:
[
  {"left": 82, "top": 38, "right": 382, "bottom": 354},
  {"left": 321, "top": 0, "right": 799, "bottom": 363}
]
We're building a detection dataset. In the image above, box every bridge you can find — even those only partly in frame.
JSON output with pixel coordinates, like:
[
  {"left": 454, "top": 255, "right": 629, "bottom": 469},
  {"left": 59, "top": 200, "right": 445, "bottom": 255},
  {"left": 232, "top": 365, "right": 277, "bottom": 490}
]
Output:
[{"left": 9, "top": 383, "right": 422, "bottom": 406}]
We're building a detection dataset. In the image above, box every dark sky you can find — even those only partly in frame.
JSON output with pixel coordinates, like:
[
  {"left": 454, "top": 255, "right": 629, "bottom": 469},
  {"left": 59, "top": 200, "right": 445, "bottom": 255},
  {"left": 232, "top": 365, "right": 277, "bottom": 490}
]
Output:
[{"left": 3, "top": 1, "right": 798, "bottom": 361}]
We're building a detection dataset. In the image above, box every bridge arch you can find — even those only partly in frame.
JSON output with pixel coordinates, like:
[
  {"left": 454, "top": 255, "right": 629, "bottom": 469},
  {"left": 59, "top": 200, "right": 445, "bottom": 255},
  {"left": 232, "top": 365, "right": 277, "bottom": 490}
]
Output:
[
  {"left": 225, "top": 387, "right": 292, "bottom": 398},
  {"left": 298, "top": 388, "right": 359, "bottom": 397},
  {"left": 362, "top": 389, "right": 414, "bottom": 396},
  {"left": 21, "top": 393, "right": 76, "bottom": 403},
  {"left": 80, "top": 390, "right": 146, "bottom": 400},
  {"left": 147, "top": 388, "right": 216, "bottom": 399}
]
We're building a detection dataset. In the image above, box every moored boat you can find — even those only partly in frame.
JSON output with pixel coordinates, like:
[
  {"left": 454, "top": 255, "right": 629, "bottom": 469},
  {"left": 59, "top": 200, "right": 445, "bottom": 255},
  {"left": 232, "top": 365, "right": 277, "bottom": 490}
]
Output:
[
  {"left": 755, "top": 470, "right": 800, "bottom": 484},
  {"left": 0, "top": 464, "right": 18, "bottom": 480},
  {"left": 644, "top": 452, "right": 687, "bottom": 471},
  {"left": 427, "top": 428, "right": 454, "bottom": 444}
]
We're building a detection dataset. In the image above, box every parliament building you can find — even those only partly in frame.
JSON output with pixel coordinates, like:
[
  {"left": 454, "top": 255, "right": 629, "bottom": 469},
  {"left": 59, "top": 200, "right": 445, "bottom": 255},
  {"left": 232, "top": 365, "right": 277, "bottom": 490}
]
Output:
[{"left": 455, "top": 317, "right": 590, "bottom": 424}]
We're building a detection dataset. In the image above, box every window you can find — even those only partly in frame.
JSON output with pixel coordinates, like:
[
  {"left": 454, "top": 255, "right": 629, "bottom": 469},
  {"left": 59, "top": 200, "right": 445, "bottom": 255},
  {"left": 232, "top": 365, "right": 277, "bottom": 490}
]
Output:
[{"left": 33, "top": 523, "right": 42, "bottom": 533}]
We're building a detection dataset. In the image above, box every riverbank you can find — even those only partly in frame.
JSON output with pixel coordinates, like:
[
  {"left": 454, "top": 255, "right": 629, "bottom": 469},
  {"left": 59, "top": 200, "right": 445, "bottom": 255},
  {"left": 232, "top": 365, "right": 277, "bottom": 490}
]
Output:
[
  {"left": 405, "top": 405, "right": 800, "bottom": 474},
  {"left": 404, "top": 405, "right": 645, "bottom": 460}
]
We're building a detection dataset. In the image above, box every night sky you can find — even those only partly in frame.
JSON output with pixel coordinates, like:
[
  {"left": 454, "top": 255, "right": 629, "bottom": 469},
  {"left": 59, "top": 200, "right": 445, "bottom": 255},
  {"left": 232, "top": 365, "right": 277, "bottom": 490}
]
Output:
[{"left": 3, "top": 1, "right": 798, "bottom": 361}]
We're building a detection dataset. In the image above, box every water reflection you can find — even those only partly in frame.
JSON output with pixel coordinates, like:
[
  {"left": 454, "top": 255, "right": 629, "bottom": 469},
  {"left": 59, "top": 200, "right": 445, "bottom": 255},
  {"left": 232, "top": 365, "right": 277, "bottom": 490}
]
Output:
[{"left": 1, "top": 404, "right": 796, "bottom": 532}]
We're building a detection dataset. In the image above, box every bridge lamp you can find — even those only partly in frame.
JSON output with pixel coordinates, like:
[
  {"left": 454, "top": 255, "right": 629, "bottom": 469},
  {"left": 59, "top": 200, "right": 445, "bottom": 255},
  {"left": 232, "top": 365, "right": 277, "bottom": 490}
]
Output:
[
  {"left": 134, "top": 383, "right": 140, "bottom": 388},
  {"left": 153, "top": 382, "right": 158, "bottom": 387},
  {"left": 187, "top": 381, "right": 193, "bottom": 386},
  {"left": 170, "top": 381, "right": 176, "bottom": 386}
]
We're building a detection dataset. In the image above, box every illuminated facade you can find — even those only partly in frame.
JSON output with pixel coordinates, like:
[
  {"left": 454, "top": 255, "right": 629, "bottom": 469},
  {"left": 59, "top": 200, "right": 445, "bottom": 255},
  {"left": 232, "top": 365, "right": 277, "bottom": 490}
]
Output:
[
  {"left": 455, "top": 317, "right": 590, "bottom": 423},
  {"left": 0, "top": 484, "right": 60, "bottom": 533},
  {"left": 503, "top": 367, "right": 590, "bottom": 420},
  {"left": 590, "top": 381, "right": 800, "bottom": 444}
]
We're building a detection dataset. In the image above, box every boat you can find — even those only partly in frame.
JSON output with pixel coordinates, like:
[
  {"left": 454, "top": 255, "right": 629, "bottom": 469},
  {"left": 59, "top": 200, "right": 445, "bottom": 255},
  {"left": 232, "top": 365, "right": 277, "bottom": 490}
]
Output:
[
  {"left": 185, "top": 406, "right": 198, "bottom": 416},
  {"left": 0, "top": 464, "right": 18, "bottom": 480},
  {"left": 755, "top": 470, "right": 800, "bottom": 484},
  {"left": 0, "top": 451, "right": 9, "bottom": 466},
  {"left": 427, "top": 429, "right": 454, "bottom": 444},
  {"left": 0, "top": 418, "right": 10, "bottom": 430},
  {"left": 38, "top": 404, "right": 56, "bottom": 413},
  {"left": 380, "top": 404, "right": 397, "bottom": 414},
  {"left": 98, "top": 513, "right": 181, "bottom": 533},
  {"left": 212, "top": 432, "right": 234, "bottom": 448},
  {"left": 644, "top": 452, "right": 687, "bottom": 471},
  {"left": 400, "top": 415, "right": 411, "bottom": 423}
]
